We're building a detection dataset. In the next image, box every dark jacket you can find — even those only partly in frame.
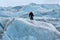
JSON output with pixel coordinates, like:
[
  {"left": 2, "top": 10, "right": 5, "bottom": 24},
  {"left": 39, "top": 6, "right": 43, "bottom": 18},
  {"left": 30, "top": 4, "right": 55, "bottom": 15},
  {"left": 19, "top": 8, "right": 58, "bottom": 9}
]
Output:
[{"left": 29, "top": 12, "right": 34, "bottom": 20}]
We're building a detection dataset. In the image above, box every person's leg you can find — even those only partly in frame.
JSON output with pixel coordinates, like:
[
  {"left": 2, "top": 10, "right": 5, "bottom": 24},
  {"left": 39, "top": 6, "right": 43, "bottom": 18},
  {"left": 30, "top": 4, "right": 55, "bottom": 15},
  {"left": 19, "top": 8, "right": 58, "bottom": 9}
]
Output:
[{"left": 31, "top": 16, "right": 33, "bottom": 20}]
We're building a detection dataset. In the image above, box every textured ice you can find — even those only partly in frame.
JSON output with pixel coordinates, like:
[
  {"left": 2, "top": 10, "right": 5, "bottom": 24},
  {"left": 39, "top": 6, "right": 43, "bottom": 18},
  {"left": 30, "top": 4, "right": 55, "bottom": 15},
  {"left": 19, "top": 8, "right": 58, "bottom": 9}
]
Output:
[
  {"left": 0, "top": 3, "right": 60, "bottom": 40},
  {"left": 0, "top": 18, "right": 59, "bottom": 40},
  {"left": 0, "top": 4, "right": 60, "bottom": 18}
]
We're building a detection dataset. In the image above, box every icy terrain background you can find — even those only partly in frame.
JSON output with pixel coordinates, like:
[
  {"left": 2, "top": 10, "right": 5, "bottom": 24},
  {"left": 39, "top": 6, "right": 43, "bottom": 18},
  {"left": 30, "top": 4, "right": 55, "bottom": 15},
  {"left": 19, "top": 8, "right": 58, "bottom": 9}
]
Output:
[{"left": 0, "top": 3, "right": 60, "bottom": 40}]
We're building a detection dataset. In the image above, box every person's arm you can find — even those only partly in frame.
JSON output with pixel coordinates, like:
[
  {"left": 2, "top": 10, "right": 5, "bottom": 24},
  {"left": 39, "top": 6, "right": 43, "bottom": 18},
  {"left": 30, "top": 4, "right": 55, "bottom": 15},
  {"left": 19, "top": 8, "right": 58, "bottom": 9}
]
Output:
[{"left": 33, "top": 14, "right": 34, "bottom": 16}]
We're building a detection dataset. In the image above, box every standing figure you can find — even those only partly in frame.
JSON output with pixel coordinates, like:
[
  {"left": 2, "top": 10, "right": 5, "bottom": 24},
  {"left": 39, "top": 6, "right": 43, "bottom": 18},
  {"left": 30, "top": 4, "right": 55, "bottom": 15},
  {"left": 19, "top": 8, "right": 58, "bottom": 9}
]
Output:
[{"left": 29, "top": 12, "right": 34, "bottom": 20}]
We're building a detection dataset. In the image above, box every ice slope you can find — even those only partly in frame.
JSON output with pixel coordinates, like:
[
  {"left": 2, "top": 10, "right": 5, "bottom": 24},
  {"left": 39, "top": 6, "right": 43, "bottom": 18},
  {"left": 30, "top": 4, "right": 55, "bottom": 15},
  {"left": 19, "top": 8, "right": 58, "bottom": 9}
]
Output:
[
  {"left": 1, "top": 18, "right": 59, "bottom": 40},
  {"left": 34, "top": 17, "right": 60, "bottom": 31},
  {"left": 0, "top": 3, "right": 60, "bottom": 18}
]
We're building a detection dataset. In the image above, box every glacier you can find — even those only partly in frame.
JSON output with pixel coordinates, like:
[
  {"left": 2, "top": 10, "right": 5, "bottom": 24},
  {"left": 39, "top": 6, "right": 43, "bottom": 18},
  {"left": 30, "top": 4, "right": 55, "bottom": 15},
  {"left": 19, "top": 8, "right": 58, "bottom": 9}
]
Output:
[
  {"left": 0, "top": 18, "right": 59, "bottom": 40},
  {"left": 0, "top": 3, "right": 60, "bottom": 40}
]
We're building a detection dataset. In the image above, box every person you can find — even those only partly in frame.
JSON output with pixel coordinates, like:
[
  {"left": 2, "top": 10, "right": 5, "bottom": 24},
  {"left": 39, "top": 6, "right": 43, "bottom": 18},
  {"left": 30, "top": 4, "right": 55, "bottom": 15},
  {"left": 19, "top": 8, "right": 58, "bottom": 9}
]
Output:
[{"left": 29, "top": 12, "right": 34, "bottom": 20}]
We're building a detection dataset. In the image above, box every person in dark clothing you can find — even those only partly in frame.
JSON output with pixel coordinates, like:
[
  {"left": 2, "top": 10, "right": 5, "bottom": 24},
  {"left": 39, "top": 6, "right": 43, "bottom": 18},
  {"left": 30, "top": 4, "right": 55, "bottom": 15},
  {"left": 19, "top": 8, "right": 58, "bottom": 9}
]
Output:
[{"left": 29, "top": 12, "right": 34, "bottom": 20}]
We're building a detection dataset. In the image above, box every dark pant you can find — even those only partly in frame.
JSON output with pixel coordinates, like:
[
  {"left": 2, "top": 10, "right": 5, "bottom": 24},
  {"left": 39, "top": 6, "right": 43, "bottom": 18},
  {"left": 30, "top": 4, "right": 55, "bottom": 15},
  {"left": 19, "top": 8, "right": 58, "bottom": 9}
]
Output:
[{"left": 30, "top": 16, "right": 33, "bottom": 20}]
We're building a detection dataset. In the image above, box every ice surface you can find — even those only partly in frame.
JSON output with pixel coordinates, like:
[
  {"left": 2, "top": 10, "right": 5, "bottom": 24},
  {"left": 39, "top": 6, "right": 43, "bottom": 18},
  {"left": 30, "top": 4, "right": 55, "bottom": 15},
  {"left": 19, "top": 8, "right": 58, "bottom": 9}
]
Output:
[
  {"left": 0, "top": 18, "right": 58, "bottom": 40},
  {"left": 0, "top": 3, "right": 60, "bottom": 40}
]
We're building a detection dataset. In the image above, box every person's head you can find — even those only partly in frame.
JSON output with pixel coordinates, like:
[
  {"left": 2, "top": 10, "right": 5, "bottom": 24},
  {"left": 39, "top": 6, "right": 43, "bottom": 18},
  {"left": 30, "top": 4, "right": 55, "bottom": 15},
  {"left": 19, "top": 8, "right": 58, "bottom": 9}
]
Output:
[{"left": 29, "top": 12, "right": 33, "bottom": 14}]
